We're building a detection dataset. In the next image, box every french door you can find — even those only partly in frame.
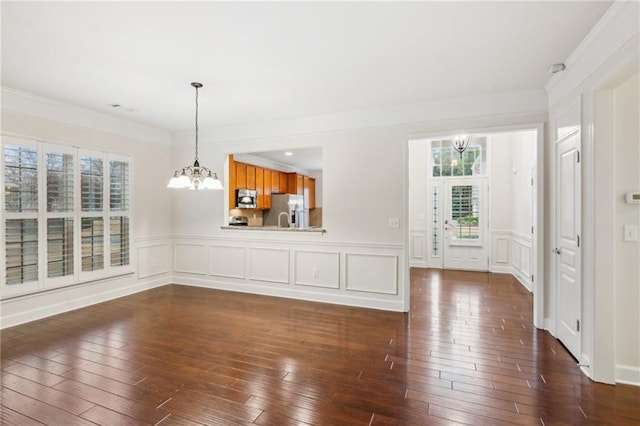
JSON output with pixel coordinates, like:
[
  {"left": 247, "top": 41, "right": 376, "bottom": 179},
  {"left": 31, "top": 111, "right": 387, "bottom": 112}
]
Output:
[{"left": 429, "top": 179, "right": 489, "bottom": 271}]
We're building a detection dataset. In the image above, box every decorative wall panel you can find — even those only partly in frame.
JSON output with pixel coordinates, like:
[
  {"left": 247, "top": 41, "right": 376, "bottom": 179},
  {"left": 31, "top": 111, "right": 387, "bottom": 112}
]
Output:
[
  {"left": 137, "top": 243, "right": 170, "bottom": 279},
  {"left": 345, "top": 253, "right": 398, "bottom": 294},
  {"left": 210, "top": 245, "right": 246, "bottom": 279},
  {"left": 249, "top": 248, "right": 290, "bottom": 284},
  {"left": 174, "top": 243, "right": 207, "bottom": 275},
  {"left": 294, "top": 250, "right": 340, "bottom": 289}
]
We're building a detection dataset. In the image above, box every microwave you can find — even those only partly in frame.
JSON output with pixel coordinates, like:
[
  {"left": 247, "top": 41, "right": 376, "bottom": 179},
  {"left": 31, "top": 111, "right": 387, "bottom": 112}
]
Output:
[{"left": 236, "top": 189, "right": 257, "bottom": 209}]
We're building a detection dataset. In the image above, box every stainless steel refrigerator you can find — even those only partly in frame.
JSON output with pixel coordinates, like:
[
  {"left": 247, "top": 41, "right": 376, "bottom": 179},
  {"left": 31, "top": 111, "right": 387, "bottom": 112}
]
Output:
[{"left": 263, "top": 194, "right": 307, "bottom": 228}]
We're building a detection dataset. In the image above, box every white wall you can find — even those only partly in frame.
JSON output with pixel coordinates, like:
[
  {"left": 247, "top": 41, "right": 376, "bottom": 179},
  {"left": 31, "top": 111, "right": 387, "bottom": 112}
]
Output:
[
  {"left": 1, "top": 90, "right": 174, "bottom": 327},
  {"left": 546, "top": 0, "right": 639, "bottom": 384},
  {"left": 613, "top": 71, "right": 640, "bottom": 384}
]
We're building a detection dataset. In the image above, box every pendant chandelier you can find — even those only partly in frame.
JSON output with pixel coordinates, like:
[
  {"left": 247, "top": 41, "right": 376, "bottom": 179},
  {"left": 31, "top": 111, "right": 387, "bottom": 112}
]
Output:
[
  {"left": 167, "top": 82, "right": 223, "bottom": 190},
  {"left": 450, "top": 134, "right": 471, "bottom": 157}
]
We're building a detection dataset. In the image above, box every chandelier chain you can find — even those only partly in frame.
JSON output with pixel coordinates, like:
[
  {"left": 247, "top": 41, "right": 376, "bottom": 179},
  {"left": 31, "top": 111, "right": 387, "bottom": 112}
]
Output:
[{"left": 194, "top": 84, "right": 199, "bottom": 161}]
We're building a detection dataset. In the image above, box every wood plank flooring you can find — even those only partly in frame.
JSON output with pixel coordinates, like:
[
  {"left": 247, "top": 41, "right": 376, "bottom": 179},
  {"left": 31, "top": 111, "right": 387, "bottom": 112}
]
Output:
[{"left": 2, "top": 268, "right": 639, "bottom": 425}]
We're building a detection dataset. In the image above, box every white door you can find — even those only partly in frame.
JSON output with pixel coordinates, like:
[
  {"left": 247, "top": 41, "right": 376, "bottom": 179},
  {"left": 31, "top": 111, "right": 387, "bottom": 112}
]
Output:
[
  {"left": 555, "top": 130, "right": 581, "bottom": 360},
  {"left": 443, "top": 179, "right": 489, "bottom": 271}
]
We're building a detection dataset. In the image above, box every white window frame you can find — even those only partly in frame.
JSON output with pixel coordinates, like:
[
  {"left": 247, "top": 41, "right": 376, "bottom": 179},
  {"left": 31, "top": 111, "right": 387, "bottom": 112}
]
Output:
[
  {"left": 1, "top": 136, "right": 133, "bottom": 299},
  {"left": 78, "top": 149, "right": 107, "bottom": 282},
  {"left": 2, "top": 136, "right": 41, "bottom": 297},
  {"left": 44, "top": 142, "right": 77, "bottom": 288},
  {"left": 107, "top": 153, "right": 133, "bottom": 275}
]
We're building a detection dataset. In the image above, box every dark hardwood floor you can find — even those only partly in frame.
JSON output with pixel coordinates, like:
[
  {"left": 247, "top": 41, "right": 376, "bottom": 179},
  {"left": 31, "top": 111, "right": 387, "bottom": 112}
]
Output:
[{"left": 2, "top": 269, "right": 639, "bottom": 425}]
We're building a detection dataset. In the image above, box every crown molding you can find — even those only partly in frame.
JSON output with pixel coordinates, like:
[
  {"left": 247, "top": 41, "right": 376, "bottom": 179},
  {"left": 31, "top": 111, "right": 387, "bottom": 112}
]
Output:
[
  {"left": 173, "top": 89, "right": 547, "bottom": 146},
  {"left": 546, "top": 0, "right": 640, "bottom": 107},
  {"left": 1, "top": 86, "right": 172, "bottom": 145}
]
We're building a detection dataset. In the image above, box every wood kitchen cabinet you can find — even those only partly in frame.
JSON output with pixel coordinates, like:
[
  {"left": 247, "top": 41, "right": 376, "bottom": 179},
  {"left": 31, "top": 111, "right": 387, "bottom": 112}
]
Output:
[
  {"left": 304, "top": 176, "right": 316, "bottom": 209},
  {"left": 235, "top": 163, "right": 246, "bottom": 190},
  {"left": 271, "top": 170, "right": 280, "bottom": 193},
  {"left": 287, "top": 173, "right": 304, "bottom": 196},
  {"left": 246, "top": 165, "right": 256, "bottom": 190},
  {"left": 255, "top": 167, "right": 264, "bottom": 208},
  {"left": 263, "top": 168, "right": 272, "bottom": 209},
  {"left": 228, "top": 156, "right": 314, "bottom": 211}
]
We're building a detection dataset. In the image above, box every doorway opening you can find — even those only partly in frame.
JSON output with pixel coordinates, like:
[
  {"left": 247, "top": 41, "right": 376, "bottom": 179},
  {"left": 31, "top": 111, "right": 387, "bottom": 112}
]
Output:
[{"left": 407, "top": 125, "right": 543, "bottom": 326}]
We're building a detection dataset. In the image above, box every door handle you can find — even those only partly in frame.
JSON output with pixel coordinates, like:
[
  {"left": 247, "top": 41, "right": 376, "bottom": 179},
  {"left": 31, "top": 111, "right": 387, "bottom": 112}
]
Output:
[{"left": 552, "top": 248, "right": 561, "bottom": 255}]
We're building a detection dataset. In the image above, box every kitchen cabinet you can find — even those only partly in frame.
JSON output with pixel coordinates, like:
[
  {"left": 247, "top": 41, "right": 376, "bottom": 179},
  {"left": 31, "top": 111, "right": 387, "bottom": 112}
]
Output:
[
  {"left": 256, "top": 167, "right": 264, "bottom": 208},
  {"left": 287, "top": 173, "right": 304, "bottom": 196},
  {"left": 246, "top": 165, "right": 256, "bottom": 190},
  {"left": 236, "top": 163, "right": 246, "bottom": 190},
  {"left": 263, "top": 169, "right": 272, "bottom": 209},
  {"left": 271, "top": 170, "right": 280, "bottom": 193},
  {"left": 304, "top": 176, "right": 316, "bottom": 209},
  {"left": 229, "top": 156, "right": 313, "bottom": 211}
]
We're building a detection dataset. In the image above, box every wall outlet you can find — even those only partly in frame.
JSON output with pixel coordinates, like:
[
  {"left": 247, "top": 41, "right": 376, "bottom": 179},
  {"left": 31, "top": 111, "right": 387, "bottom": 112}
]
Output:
[
  {"left": 388, "top": 217, "right": 400, "bottom": 229},
  {"left": 312, "top": 268, "right": 319, "bottom": 278}
]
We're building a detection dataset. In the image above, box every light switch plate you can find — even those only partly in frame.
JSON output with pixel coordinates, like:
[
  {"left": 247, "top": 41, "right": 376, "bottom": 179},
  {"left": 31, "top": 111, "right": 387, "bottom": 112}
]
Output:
[
  {"left": 624, "top": 224, "right": 638, "bottom": 242},
  {"left": 388, "top": 217, "right": 400, "bottom": 229}
]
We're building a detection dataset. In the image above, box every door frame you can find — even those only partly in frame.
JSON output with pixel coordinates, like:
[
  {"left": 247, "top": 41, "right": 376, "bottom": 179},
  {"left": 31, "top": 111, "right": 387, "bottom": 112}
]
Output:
[{"left": 406, "top": 122, "right": 545, "bottom": 329}]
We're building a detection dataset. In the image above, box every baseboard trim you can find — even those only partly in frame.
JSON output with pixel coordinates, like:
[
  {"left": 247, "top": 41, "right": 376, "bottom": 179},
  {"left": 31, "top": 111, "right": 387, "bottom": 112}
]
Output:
[
  {"left": 173, "top": 276, "right": 406, "bottom": 313},
  {"left": 616, "top": 364, "right": 640, "bottom": 386},
  {"left": 0, "top": 276, "right": 170, "bottom": 329}
]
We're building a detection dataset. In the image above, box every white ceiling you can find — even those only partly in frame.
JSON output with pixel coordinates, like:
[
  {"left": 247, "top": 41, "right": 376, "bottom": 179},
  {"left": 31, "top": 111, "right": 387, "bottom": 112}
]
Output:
[{"left": 1, "top": 1, "right": 612, "bottom": 133}]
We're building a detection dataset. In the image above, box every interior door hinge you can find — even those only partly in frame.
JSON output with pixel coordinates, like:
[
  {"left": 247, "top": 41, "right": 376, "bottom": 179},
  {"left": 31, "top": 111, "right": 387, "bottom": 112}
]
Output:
[
  {"left": 577, "top": 235, "right": 580, "bottom": 247},
  {"left": 531, "top": 226, "right": 534, "bottom": 234},
  {"left": 577, "top": 319, "right": 580, "bottom": 332},
  {"left": 531, "top": 274, "right": 534, "bottom": 282},
  {"left": 576, "top": 151, "right": 580, "bottom": 163}
]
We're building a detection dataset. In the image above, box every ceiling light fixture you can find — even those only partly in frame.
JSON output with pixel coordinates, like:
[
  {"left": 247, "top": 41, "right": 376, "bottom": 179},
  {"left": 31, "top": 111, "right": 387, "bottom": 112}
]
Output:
[
  {"left": 167, "top": 82, "right": 223, "bottom": 191},
  {"left": 284, "top": 151, "right": 293, "bottom": 156},
  {"left": 549, "top": 63, "right": 566, "bottom": 74},
  {"left": 450, "top": 134, "right": 471, "bottom": 157}
]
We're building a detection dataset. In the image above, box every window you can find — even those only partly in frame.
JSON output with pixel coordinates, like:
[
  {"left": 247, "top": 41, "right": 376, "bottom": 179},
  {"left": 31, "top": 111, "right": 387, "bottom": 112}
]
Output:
[
  {"left": 431, "top": 138, "right": 487, "bottom": 177},
  {"left": 450, "top": 184, "right": 480, "bottom": 240},
  {"left": 81, "top": 217, "right": 104, "bottom": 272},
  {"left": 1, "top": 137, "right": 133, "bottom": 298},
  {"left": 4, "top": 143, "right": 39, "bottom": 288},
  {"left": 431, "top": 186, "right": 439, "bottom": 257},
  {"left": 80, "top": 153, "right": 105, "bottom": 275},
  {"left": 81, "top": 156, "right": 103, "bottom": 212},
  {"left": 109, "top": 158, "right": 130, "bottom": 268},
  {"left": 46, "top": 148, "right": 74, "bottom": 280},
  {"left": 5, "top": 219, "right": 38, "bottom": 285}
]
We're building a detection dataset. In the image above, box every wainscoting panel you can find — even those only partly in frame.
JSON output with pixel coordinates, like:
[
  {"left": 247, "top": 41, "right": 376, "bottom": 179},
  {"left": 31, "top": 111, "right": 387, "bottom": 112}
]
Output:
[
  {"left": 210, "top": 245, "right": 246, "bottom": 279},
  {"left": 294, "top": 250, "right": 340, "bottom": 289},
  {"left": 490, "top": 231, "right": 513, "bottom": 273},
  {"left": 345, "top": 253, "right": 398, "bottom": 295},
  {"left": 171, "top": 235, "right": 406, "bottom": 312},
  {"left": 174, "top": 243, "right": 207, "bottom": 275},
  {"left": 249, "top": 248, "right": 290, "bottom": 284},
  {"left": 409, "top": 230, "right": 427, "bottom": 268},
  {"left": 137, "top": 243, "right": 170, "bottom": 279},
  {"left": 512, "top": 233, "right": 533, "bottom": 291}
]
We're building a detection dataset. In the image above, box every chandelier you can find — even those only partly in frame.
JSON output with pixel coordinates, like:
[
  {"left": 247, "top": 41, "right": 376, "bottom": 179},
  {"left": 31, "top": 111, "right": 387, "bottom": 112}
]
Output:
[
  {"left": 167, "top": 82, "right": 223, "bottom": 190},
  {"left": 450, "top": 134, "right": 471, "bottom": 157}
]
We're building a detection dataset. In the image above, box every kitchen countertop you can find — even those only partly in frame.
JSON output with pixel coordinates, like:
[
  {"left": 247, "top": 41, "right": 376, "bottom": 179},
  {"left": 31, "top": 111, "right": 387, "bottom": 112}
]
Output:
[{"left": 221, "top": 225, "right": 325, "bottom": 233}]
